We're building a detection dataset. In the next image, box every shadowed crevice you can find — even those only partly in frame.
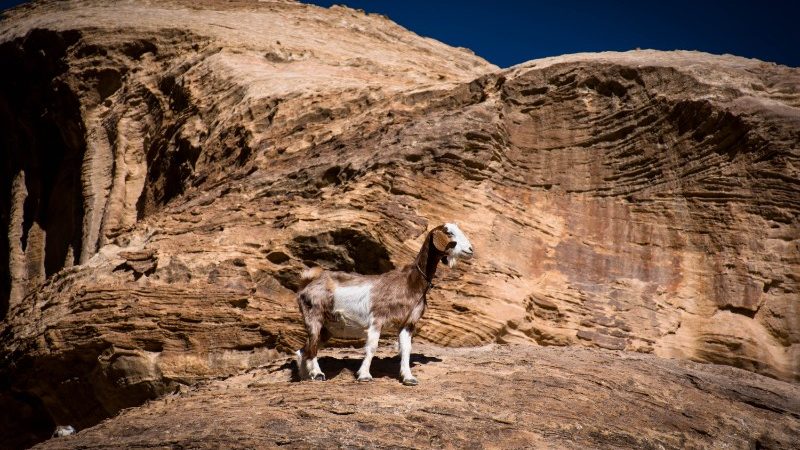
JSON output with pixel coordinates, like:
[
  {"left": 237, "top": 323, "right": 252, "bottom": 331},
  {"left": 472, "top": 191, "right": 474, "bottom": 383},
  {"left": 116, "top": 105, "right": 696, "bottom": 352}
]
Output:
[{"left": 0, "top": 29, "right": 85, "bottom": 319}]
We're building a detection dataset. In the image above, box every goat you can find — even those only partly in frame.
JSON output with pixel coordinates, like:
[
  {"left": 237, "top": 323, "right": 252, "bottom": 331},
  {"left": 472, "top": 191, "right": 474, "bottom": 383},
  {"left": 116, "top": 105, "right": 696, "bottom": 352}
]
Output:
[{"left": 295, "top": 223, "right": 473, "bottom": 385}]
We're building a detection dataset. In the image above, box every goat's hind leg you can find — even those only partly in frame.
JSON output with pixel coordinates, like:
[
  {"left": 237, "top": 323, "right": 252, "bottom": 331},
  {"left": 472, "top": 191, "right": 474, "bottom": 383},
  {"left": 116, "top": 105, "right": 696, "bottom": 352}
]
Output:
[
  {"left": 311, "top": 328, "right": 331, "bottom": 378},
  {"left": 298, "top": 318, "right": 326, "bottom": 381}
]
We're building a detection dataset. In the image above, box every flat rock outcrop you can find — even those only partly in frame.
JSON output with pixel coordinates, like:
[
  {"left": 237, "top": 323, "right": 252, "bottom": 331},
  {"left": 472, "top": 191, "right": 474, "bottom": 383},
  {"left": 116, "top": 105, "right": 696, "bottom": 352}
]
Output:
[
  {"left": 33, "top": 345, "right": 800, "bottom": 449},
  {"left": 0, "top": 0, "right": 798, "bottom": 448}
]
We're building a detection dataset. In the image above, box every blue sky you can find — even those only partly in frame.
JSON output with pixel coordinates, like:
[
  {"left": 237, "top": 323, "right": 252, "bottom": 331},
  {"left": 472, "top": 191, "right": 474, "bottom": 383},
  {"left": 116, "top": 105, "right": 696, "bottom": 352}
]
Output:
[
  {"left": 1, "top": 0, "right": 797, "bottom": 68},
  {"left": 304, "top": 0, "right": 800, "bottom": 68}
]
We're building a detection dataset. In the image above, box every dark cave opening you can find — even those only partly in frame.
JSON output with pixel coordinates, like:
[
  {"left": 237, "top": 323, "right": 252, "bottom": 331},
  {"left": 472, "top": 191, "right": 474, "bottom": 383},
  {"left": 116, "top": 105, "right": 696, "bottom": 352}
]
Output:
[{"left": 290, "top": 228, "right": 395, "bottom": 276}]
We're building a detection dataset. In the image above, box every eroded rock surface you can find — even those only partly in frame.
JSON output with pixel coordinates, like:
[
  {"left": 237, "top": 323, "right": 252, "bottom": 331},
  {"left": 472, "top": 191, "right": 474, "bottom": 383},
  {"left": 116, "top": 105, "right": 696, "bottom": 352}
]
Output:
[
  {"left": 0, "top": 0, "right": 798, "bottom": 448},
  {"left": 33, "top": 345, "right": 800, "bottom": 449}
]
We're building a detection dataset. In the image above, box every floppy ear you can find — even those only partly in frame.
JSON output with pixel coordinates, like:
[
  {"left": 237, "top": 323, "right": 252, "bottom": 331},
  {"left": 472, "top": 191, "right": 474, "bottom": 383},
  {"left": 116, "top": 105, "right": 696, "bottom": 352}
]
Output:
[{"left": 432, "top": 228, "right": 450, "bottom": 252}]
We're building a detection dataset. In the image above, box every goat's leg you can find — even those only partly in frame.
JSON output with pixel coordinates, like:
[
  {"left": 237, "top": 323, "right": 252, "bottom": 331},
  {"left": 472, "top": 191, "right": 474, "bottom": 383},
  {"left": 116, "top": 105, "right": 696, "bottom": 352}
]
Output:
[
  {"left": 306, "top": 335, "right": 325, "bottom": 381},
  {"left": 295, "top": 348, "right": 309, "bottom": 380},
  {"left": 299, "top": 320, "right": 326, "bottom": 381},
  {"left": 310, "top": 328, "right": 331, "bottom": 379},
  {"left": 356, "top": 322, "right": 381, "bottom": 381},
  {"left": 398, "top": 325, "right": 418, "bottom": 386},
  {"left": 296, "top": 343, "right": 323, "bottom": 381}
]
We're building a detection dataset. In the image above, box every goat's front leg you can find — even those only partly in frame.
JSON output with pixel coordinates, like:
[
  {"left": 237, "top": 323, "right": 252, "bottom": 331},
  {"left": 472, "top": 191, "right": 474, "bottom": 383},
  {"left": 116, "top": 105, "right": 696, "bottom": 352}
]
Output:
[
  {"left": 398, "top": 325, "right": 417, "bottom": 385},
  {"left": 357, "top": 321, "right": 381, "bottom": 381}
]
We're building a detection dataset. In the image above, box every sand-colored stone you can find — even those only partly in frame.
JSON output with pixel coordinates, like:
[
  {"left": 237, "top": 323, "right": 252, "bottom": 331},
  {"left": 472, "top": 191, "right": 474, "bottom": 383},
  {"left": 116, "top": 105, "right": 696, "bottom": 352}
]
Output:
[
  {"left": 33, "top": 345, "right": 800, "bottom": 450},
  {"left": 1, "top": 0, "right": 798, "bottom": 448}
]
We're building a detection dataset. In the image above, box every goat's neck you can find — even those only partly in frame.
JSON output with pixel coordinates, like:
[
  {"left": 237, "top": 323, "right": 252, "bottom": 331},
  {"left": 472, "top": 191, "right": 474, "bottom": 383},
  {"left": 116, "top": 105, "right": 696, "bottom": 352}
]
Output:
[{"left": 412, "top": 234, "right": 440, "bottom": 288}]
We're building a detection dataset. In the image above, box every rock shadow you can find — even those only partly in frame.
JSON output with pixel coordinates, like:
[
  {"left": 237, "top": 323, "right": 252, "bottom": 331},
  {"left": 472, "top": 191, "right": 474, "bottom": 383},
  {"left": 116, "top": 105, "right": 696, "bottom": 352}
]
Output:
[{"left": 289, "top": 353, "right": 442, "bottom": 382}]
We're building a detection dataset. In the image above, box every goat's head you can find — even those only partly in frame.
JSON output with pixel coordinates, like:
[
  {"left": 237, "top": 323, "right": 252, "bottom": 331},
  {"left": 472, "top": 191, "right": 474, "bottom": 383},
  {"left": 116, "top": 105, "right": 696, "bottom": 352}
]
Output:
[{"left": 431, "top": 223, "right": 474, "bottom": 268}]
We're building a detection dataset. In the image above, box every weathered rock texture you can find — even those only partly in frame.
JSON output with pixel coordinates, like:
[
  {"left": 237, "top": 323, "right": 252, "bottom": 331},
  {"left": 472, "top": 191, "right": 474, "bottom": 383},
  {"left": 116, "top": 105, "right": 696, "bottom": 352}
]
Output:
[
  {"left": 32, "top": 345, "right": 800, "bottom": 450},
  {"left": 0, "top": 0, "right": 798, "bottom": 448}
]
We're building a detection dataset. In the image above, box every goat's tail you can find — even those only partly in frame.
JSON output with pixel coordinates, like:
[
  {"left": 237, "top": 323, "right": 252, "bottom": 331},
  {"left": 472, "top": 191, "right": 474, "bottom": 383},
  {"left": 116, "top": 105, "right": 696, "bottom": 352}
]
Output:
[{"left": 296, "top": 267, "right": 324, "bottom": 291}]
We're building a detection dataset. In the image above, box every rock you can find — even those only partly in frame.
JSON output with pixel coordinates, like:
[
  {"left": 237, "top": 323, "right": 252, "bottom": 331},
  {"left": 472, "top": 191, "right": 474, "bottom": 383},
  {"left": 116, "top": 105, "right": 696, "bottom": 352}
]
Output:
[
  {"left": 51, "top": 425, "right": 74, "bottom": 438},
  {"left": 31, "top": 345, "right": 800, "bottom": 449},
  {"left": 115, "top": 250, "right": 157, "bottom": 279},
  {"left": 0, "top": 0, "right": 798, "bottom": 448}
]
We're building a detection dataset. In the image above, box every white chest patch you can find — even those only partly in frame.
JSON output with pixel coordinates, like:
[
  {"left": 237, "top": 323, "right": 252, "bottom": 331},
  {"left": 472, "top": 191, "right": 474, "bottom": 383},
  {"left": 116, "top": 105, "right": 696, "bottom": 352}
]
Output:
[{"left": 326, "top": 283, "right": 373, "bottom": 338}]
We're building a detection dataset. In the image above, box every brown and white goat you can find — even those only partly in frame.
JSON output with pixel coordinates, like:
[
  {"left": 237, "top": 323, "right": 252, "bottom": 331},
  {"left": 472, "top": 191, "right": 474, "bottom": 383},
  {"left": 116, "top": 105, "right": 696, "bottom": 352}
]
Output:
[{"left": 295, "top": 223, "right": 473, "bottom": 385}]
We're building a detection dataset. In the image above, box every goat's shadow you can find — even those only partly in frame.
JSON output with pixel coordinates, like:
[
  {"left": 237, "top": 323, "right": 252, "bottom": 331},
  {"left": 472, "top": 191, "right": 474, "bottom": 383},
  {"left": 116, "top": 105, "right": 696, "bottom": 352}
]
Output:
[{"left": 288, "top": 353, "right": 443, "bottom": 382}]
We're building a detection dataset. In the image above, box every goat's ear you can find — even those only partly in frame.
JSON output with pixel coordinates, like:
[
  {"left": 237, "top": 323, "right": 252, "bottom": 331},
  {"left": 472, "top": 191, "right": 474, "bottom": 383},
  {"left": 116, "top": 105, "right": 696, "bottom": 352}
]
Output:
[{"left": 432, "top": 228, "right": 450, "bottom": 251}]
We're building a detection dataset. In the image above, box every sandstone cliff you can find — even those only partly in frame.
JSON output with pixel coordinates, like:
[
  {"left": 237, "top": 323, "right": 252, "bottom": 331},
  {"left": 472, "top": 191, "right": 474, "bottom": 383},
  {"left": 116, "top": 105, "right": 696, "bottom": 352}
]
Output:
[{"left": 1, "top": 0, "right": 798, "bottom": 448}]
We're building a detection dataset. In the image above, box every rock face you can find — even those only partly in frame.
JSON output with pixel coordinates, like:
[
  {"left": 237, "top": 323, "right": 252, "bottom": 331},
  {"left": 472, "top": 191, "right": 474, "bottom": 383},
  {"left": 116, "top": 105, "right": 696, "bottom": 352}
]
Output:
[{"left": 0, "top": 0, "right": 798, "bottom": 448}]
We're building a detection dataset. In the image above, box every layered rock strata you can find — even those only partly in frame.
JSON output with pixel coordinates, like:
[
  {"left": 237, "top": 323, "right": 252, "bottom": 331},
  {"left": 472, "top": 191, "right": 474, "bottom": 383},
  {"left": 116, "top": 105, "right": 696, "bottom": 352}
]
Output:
[{"left": 0, "top": 0, "right": 798, "bottom": 447}]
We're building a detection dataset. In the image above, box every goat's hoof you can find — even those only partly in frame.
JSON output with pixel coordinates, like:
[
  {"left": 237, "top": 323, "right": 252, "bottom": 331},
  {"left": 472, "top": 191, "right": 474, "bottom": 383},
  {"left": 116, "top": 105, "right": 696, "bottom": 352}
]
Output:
[
  {"left": 312, "top": 373, "right": 326, "bottom": 381},
  {"left": 402, "top": 377, "right": 418, "bottom": 386},
  {"left": 357, "top": 374, "right": 373, "bottom": 382}
]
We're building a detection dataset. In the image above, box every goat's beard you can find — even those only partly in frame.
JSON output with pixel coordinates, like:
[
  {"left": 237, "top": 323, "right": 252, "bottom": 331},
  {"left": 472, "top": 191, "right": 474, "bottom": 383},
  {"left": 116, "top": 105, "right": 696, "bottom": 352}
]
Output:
[{"left": 441, "top": 255, "right": 457, "bottom": 268}]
